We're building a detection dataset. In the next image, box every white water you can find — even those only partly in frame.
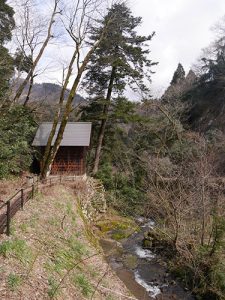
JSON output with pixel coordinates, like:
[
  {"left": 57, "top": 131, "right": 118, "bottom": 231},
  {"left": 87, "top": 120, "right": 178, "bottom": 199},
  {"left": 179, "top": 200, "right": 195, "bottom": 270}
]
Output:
[
  {"left": 134, "top": 218, "right": 161, "bottom": 298},
  {"left": 134, "top": 270, "right": 161, "bottom": 298},
  {"left": 142, "top": 219, "right": 155, "bottom": 229},
  {"left": 137, "top": 216, "right": 145, "bottom": 223},
  {"left": 135, "top": 245, "right": 155, "bottom": 260}
]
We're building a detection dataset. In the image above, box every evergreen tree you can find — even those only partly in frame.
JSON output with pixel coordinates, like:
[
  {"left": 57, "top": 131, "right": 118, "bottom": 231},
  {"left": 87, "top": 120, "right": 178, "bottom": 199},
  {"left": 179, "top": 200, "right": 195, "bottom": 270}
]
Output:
[
  {"left": 0, "top": 2, "right": 37, "bottom": 178},
  {"left": 84, "top": 2, "right": 156, "bottom": 174},
  {"left": 162, "top": 67, "right": 196, "bottom": 105},
  {"left": 0, "top": 0, "right": 15, "bottom": 104},
  {"left": 0, "top": 0, "right": 15, "bottom": 43},
  {"left": 183, "top": 34, "right": 225, "bottom": 130},
  {"left": 14, "top": 49, "right": 33, "bottom": 74},
  {"left": 0, "top": 106, "right": 36, "bottom": 178},
  {"left": 170, "top": 63, "right": 185, "bottom": 85}
]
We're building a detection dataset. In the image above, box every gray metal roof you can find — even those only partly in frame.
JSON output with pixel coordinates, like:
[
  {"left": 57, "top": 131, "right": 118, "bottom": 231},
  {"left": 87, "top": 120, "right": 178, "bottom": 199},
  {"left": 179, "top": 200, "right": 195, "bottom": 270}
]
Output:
[{"left": 32, "top": 122, "right": 92, "bottom": 146}]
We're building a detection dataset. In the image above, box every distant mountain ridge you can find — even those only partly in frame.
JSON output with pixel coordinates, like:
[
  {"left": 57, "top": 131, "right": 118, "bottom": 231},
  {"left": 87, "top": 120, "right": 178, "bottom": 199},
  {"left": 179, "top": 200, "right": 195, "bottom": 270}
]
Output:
[{"left": 14, "top": 81, "right": 85, "bottom": 106}]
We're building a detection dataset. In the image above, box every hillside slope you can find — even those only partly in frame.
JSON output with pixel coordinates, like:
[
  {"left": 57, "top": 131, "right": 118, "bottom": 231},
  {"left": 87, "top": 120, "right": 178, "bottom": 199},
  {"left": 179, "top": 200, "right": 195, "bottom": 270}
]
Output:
[{"left": 0, "top": 183, "right": 134, "bottom": 300}]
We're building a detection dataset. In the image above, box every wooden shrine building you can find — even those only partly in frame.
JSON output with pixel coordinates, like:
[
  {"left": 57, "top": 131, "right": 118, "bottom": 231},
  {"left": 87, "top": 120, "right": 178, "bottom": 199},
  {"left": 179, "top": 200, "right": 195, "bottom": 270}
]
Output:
[{"left": 32, "top": 122, "right": 92, "bottom": 175}]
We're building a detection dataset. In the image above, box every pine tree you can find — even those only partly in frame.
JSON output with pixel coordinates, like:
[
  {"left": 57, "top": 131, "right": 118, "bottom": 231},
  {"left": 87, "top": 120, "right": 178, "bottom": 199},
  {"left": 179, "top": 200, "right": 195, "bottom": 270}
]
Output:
[
  {"left": 84, "top": 2, "right": 156, "bottom": 174},
  {"left": 170, "top": 63, "right": 185, "bottom": 85},
  {"left": 0, "top": 0, "right": 15, "bottom": 104},
  {"left": 0, "top": 0, "right": 15, "bottom": 43},
  {"left": 182, "top": 32, "right": 225, "bottom": 130},
  {"left": 161, "top": 63, "right": 194, "bottom": 104},
  {"left": 0, "top": 2, "right": 37, "bottom": 178}
]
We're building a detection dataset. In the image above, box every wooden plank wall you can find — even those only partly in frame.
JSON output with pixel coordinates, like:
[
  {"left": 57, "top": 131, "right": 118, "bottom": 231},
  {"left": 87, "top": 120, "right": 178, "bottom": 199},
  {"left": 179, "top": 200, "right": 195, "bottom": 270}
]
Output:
[{"left": 51, "top": 146, "right": 85, "bottom": 175}]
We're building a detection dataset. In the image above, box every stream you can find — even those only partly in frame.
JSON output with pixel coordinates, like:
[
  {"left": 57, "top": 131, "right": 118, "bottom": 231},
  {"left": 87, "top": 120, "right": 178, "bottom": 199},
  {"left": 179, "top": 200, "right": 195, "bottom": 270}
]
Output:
[{"left": 100, "top": 218, "right": 195, "bottom": 300}]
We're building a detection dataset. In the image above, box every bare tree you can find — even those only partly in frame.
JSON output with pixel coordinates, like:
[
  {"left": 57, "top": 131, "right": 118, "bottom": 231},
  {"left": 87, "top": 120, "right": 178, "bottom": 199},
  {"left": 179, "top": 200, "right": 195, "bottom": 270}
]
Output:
[
  {"left": 40, "top": 0, "right": 114, "bottom": 179},
  {"left": 142, "top": 135, "right": 217, "bottom": 255},
  {"left": 12, "top": 0, "right": 61, "bottom": 104}
]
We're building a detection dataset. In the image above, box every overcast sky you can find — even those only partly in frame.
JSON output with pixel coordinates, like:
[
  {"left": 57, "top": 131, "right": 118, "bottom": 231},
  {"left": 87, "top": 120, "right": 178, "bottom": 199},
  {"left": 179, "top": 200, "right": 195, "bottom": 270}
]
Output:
[
  {"left": 129, "top": 0, "right": 225, "bottom": 96},
  {"left": 12, "top": 0, "right": 225, "bottom": 98}
]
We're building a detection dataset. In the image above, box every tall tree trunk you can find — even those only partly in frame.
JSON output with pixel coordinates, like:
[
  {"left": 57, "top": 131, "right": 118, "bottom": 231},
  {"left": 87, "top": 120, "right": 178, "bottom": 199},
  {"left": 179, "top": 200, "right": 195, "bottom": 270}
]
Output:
[
  {"left": 92, "top": 65, "right": 116, "bottom": 175},
  {"left": 13, "top": 0, "right": 58, "bottom": 104},
  {"left": 41, "top": 67, "right": 84, "bottom": 179},
  {"left": 40, "top": 14, "right": 114, "bottom": 179},
  {"left": 41, "top": 40, "right": 104, "bottom": 179},
  {"left": 23, "top": 72, "right": 34, "bottom": 106},
  {"left": 40, "top": 48, "right": 78, "bottom": 178}
]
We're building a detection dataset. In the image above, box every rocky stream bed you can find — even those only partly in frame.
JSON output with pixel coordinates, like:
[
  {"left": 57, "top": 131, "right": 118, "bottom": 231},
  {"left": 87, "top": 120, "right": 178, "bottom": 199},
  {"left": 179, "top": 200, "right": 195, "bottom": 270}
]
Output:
[{"left": 99, "top": 218, "right": 195, "bottom": 300}]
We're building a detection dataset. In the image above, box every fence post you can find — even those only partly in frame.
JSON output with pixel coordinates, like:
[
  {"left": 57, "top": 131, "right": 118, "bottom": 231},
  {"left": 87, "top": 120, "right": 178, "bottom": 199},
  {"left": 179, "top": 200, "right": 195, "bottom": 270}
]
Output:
[
  {"left": 32, "top": 184, "right": 34, "bottom": 199},
  {"left": 6, "top": 201, "right": 11, "bottom": 236},
  {"left": 21, "top": 189, "right": 24, "bottom": 210}
]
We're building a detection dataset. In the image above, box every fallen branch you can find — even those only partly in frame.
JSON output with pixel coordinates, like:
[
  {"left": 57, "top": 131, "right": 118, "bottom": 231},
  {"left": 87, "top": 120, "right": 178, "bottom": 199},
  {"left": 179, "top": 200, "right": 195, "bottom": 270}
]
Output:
[
  {"left": 51, "top": 252, "right": 100, "bottom": 298},
  {"left": 91, "top": 266, "right": 110, "bottom": 300},
  {"left": 60, "top": 215, "right": 66, "bottom": 230}
]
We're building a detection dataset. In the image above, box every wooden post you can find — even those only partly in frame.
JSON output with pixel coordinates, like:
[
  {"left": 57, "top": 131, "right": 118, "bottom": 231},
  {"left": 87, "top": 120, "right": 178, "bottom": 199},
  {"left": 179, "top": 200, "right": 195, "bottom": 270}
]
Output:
[
  {"left": 36, "top": 178, "right": 39, "bottom": 193},
  {"left": 6, "top": 201, "right": 11, "bottom": 236},
  {"left": 21, "top": 189, "right": 24, "bottom": 210},
  {"left": 32, "top": 184, "right": 34, "bottom": 199}
]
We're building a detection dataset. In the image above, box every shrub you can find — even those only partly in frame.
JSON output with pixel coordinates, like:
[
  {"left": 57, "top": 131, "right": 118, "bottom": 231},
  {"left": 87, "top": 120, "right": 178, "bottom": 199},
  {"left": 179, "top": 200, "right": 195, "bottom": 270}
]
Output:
[
  {"left": 0, "top": 105, "right": 37, "bottom": 178},
  {"left": 73, "top": 273, "right": 93, "bottom": 297},
  {"left": 7, "top": 273, "right": 22, "bottom": 291},
  {"left": 0, "top": 239, "right": 32, "bottom": 264}
]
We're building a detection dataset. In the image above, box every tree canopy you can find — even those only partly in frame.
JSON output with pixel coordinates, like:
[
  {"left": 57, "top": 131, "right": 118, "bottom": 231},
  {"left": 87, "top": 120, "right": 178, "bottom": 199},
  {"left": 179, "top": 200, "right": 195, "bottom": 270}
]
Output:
[
  {"left": 83, "top": 2, "right": 156, "bottom": 174},
  {"left": 0, "top": 0, "right": 15, "bottom": 44},
  {"left": 170, "top": 63, "right": 185, "bottom": 85},
  {"left": 85, "top": 2, "right": 156, "bottom": 97},
  {"left": 0, "top": 0, "right": 15, "bottom": 103}
]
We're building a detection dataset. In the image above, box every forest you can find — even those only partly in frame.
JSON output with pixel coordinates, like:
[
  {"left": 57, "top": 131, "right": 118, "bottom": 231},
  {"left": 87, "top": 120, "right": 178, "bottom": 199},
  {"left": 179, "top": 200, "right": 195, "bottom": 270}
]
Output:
[{"left": 1, "top": 0, "right": 225, "bottom": 299}]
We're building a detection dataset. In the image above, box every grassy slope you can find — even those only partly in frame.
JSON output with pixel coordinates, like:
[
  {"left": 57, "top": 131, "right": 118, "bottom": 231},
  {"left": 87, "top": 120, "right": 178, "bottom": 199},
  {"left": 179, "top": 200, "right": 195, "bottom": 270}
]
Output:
[{"left": 0, "top": 183, "right": 134, "bottom": 300}]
